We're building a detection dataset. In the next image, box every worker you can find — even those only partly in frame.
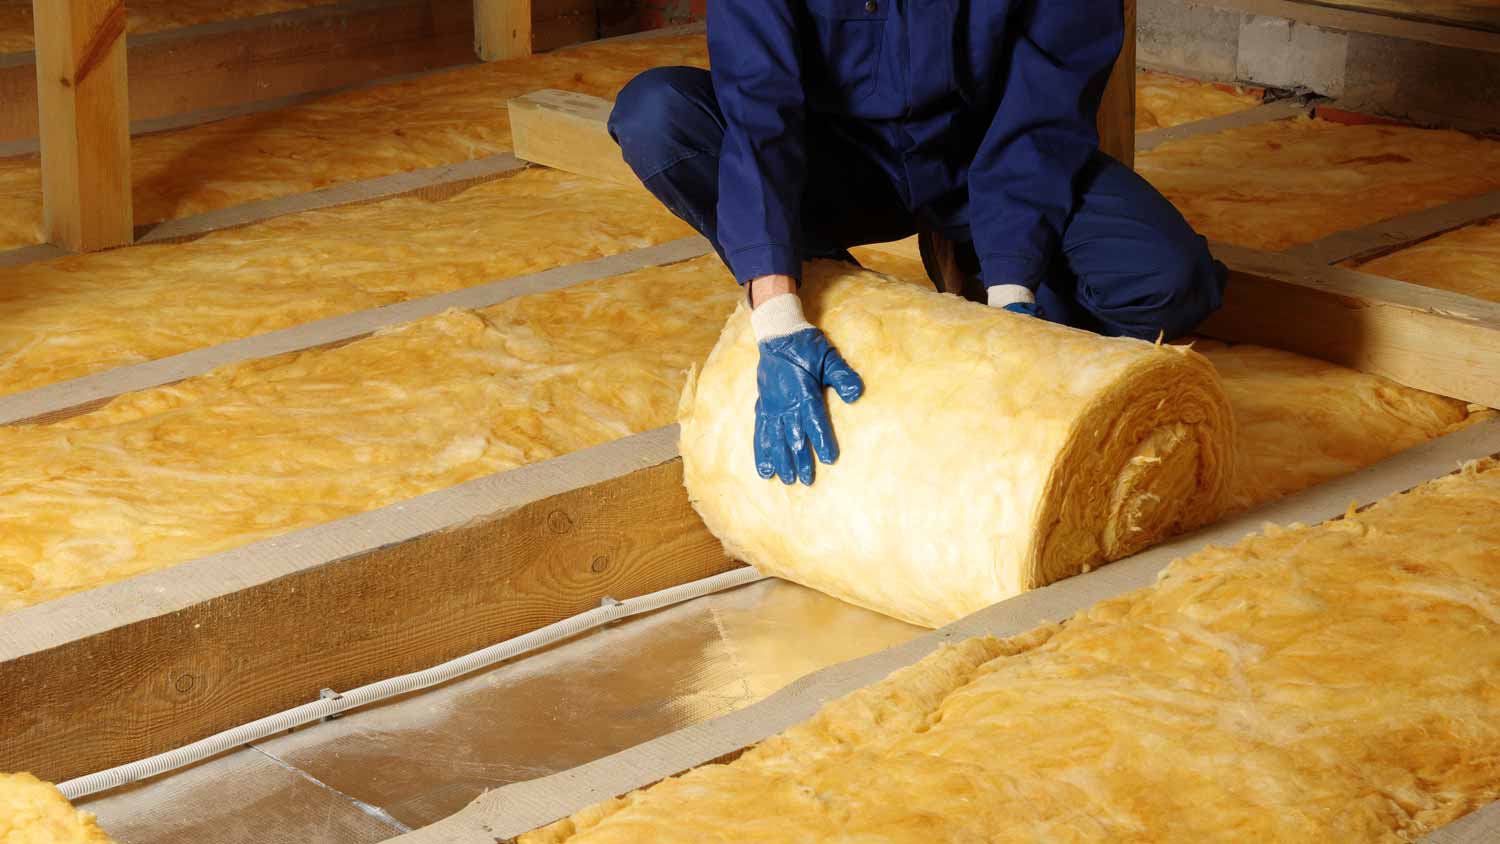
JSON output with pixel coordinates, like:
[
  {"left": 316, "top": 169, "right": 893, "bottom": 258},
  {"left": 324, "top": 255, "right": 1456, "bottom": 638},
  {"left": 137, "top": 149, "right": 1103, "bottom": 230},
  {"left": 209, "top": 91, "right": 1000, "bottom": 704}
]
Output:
[{"left": 608, "top": 3, "right": 1227, "bottom": 486}]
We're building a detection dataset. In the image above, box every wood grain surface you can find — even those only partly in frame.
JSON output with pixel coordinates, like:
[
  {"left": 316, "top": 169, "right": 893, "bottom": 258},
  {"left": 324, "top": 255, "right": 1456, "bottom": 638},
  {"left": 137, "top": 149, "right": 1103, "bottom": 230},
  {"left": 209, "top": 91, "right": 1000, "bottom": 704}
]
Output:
[{"left": 0, "top": 428, "right": 737, "bottom": 783}]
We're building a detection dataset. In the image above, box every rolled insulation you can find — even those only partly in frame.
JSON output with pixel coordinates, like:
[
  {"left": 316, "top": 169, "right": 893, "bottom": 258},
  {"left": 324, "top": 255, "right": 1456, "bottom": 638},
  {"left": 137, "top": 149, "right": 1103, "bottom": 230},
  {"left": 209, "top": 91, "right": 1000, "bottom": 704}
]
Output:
[
  {"left": 679, "top": 263, "right": 1237, "bottom": 628},
  {"left": 0, "top": 773, "right": 113, "bottom": 844}
]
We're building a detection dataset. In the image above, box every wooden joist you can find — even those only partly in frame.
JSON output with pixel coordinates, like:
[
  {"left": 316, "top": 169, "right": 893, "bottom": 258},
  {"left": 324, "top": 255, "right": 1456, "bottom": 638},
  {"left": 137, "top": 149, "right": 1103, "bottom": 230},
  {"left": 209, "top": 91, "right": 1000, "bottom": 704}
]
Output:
[
  {"left": 1203, "top": 243, "right": 1500, "bottom": 409},
  {"left": 509, "top": 89, "right": 634, "bottom": 186},
  {"left": 32, "top": 0, "right": 132, "bottom": 252},
  {"left": 475, "top": 0, "right": 533, "bottom": 61},
  {"left": 0, "top": 426, "right": 737, "bottom": 783},
  {"left": 1286, "top": 189, "right": 1500, "bottom": 266},
  {"left": 2, "top": 0, "right": 480, "bottom": 145},
  {"left": 1098, "top": 0, "right": 1138, "bottom": 168}
]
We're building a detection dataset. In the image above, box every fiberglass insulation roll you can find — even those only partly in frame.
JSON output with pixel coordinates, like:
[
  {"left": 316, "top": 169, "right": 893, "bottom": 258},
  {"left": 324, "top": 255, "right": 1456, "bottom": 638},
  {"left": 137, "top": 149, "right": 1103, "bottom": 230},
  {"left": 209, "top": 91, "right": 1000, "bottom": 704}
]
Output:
[{"left": 679, "top": 263, "right": 1237, "bottom": 628}]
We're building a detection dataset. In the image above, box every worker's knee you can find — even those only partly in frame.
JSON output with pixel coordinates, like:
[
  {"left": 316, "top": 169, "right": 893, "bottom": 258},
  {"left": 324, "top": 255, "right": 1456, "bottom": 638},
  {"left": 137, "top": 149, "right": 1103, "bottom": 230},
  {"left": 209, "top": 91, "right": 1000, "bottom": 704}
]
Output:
[
  {"left": 609, "top": 67, "right": 720, "bottom": 179},
  {"left": 1084, "top": 238, "right": 1226, "bottom": 341}
]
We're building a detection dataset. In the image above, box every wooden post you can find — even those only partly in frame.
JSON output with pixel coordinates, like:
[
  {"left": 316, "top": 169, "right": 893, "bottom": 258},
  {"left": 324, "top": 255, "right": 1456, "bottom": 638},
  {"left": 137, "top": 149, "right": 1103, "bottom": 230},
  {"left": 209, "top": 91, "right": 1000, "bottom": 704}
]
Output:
[
  {"left": 1097, "top": 0, "right": 1137, "bottom": 169},
  {"left": 474, "top": 0, "right": 532, "bottom": 61},
  {"left": 32, "top": 0, "right": 133, "bottom": 252}
]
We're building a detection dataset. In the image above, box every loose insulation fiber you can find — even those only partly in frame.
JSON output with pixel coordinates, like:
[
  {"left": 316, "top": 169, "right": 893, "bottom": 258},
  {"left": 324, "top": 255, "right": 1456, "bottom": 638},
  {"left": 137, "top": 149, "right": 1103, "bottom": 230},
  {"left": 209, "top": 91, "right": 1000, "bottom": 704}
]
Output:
[
  {"left": 680, "top": 264, "right": 1239, "bottom": 629},
  {"left": 0, "top": 169, "right": 692, "bottom": 395},
  {"left": 1138, "top": 116, "right": 1500, "bottom": 251},
  {"left": 0, "top": 773, "right": 113, "bottom": 844},
  {"left": 1349, "top": 217, "right": 1500, "bottom": 303}
]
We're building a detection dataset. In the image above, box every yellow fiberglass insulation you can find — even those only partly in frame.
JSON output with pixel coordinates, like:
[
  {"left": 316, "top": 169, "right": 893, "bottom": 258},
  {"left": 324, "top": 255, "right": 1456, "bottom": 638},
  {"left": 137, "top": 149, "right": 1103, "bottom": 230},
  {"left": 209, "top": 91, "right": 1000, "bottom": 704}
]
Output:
[
  {"left": 1198, "top": 339, "right": 1482, "bottom": 511},
  {"left": 0, "top": 256, "right": 742, "bottom": 613},
  {"left": 0, "top": 773, "right": 113, "bottom": 844},
  {"left": 679, "top": 263, "right": 1239, "bottom": 628},
  {"left": 0, "top": 261, "right": 1479, "bottom": 615},
  {"left": 1138, "top": 116, "right": 1500, "bottom": 252},
  {"left": 1135, "top": 70, "right": 1261, "bottom": 131},
  {"left": 0, "top": 35, "right": 712, "bottom": 251},
  {"left": 525, "top": 458, "right": 1500, "bottom": 844},
  {"left": 0, "top": 169, "right": 692, "bottom": 396},
  {"left": 1348, "top": 217, "right": 1500, "bottom": 303}
]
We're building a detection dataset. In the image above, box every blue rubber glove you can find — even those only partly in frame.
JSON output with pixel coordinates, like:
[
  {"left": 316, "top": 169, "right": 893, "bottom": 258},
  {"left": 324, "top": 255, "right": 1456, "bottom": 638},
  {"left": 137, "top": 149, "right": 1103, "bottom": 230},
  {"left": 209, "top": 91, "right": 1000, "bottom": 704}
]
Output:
[
  {"left": 1002, "top": 301, "right": 1043, "bottom": 318},
  {"left": 754, "top": 327, "right": 864, "bottom": 486}
]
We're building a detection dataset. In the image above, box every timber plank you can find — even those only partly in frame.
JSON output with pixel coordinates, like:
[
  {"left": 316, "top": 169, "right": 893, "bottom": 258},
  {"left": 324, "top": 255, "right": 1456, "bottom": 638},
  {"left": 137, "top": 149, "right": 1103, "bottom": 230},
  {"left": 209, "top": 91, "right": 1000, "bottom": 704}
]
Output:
[
  {"left": 1203, "top": 243, "right": 1500, "bottom": 408},
  {"left": 509, "top": 89, "right": 634, "bottom": 186},
  {"left": 1099, "top": 0, "right": 1138, "bottom": 168},
  {"left": 1286, "top": 189, "right": 1500, "bottom": 265},
  {"left": 0, "top": 426, "right": 738, "bottom": 783},
  {"left": 1190, "top": 0, "right": 1500, "bottom": 53},
  {"left": 475, "top": 0, "right": 533, "bottom": 60},
  {"left": 0, "top": 0, "right": 479, "bottom": 145}
]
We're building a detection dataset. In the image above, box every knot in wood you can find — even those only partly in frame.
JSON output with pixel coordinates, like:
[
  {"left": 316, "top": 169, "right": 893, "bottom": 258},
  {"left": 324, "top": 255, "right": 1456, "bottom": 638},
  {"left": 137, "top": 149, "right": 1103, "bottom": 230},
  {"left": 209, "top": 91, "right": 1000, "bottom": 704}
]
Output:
[{"left": 547, "top": 510, "right": 574, "bottom": 534}]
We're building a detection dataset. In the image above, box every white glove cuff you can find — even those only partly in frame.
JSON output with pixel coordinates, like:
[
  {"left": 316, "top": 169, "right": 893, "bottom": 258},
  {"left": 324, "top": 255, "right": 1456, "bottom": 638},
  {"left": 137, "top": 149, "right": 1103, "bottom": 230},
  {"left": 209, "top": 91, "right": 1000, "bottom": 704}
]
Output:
[
  {"left": 751, "top": 293, "right": 815, "bottom": 341},
  {"left": 986, "top": 284, "right": 1036, "bottom": 309}
]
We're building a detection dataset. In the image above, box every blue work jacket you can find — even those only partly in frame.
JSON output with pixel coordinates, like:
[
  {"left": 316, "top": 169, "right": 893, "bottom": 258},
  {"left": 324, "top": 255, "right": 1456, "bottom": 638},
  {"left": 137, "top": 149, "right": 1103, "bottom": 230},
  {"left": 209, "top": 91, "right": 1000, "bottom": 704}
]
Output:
[{"left": 707, "top": 0, "right": 1123, "bottom": 289}]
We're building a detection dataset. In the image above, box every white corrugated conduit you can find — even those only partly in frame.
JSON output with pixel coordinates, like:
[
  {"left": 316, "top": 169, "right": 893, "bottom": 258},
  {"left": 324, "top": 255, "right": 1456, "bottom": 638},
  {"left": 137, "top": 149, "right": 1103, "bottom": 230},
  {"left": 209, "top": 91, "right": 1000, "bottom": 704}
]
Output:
[{"left": 60, "top": 566, "right": 767, "bottom": 801}]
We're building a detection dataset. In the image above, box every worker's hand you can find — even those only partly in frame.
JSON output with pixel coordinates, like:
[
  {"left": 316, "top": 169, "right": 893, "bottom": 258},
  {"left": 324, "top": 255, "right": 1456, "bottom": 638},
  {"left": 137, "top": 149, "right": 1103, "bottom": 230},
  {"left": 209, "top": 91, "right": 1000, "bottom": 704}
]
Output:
[
  {"left": 987, "top": 283, "right": 1044, "bottom": 319},
  {"left": 750, "top": 292, "right": 863, "bottom": 485}
]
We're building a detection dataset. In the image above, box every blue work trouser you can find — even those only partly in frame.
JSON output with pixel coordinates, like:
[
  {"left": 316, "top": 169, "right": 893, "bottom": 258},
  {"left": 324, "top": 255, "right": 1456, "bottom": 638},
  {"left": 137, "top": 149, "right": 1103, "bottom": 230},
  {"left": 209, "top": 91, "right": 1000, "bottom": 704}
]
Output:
[{"left": 608, "top": 66, "right": 1227, "bottom": 341}]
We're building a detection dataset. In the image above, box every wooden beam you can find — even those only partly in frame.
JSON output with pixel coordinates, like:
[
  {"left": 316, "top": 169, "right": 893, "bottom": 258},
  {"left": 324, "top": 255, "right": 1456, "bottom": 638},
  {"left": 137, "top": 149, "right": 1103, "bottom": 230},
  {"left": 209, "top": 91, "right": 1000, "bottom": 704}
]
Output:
[
  {"left": 1, "top": 0, "right": 479, "bottom": 145},
  {"left": 1098, "top": 0, "right": 1137, "bottom": 168},
  {"left": 474, "top": 0, "right": 532, "bottom": 61},
  {"left": 1202, "top": 243, "right": 1500, "bottom": 409},
  {"left": 509, "top": 89, "right": 635, "bottom": 186},
  {"left": 1136, "top": 98, "right": 1310, "bottom": 152},
  {"left": 0, "top": 426, "right": 738, "bottom": 783},
  {"left": 32, "top": 0, "right": 132, "bottom": 252},
  {"left": 1285, "top": 189, "right": 1500, "bottom": 266}
]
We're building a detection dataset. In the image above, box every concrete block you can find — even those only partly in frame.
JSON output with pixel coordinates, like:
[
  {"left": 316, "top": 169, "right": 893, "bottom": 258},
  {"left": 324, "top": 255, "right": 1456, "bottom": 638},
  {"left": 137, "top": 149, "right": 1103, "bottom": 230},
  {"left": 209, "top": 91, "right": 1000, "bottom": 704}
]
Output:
[
  {"left": 1237, "top": 14, "right": 1349, "bottom": 94},
  {"left": 1138, "top": 0, "right": 1240, "bottom": 79}
]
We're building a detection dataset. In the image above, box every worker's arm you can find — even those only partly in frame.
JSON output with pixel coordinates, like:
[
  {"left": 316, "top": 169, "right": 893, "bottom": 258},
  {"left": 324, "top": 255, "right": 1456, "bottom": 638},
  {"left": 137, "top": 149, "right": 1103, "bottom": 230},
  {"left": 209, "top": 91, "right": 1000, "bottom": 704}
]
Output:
[
  {"left": 712, "top": 6, "right": 861, "bottom": 484},
  {"left": 969, "top": 0, "right": 1122, "bottom": 308},
  {"left": 707, "top": 2, "right": 807, "bottom": 284}
]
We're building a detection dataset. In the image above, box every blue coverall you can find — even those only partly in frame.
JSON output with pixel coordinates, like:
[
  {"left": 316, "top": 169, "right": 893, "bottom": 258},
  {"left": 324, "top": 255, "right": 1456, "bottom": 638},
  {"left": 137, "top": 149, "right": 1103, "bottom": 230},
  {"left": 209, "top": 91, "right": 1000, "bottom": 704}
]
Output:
[{"left": 608, "top": 1, "right": 1227, "bottom": 340}]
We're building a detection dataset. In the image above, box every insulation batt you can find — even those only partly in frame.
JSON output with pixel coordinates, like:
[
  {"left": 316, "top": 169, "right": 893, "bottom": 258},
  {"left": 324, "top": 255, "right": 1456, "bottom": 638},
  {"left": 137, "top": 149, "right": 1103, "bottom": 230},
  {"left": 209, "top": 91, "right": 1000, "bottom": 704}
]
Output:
[
  {"left": 0, "top": 260, "right": 1480, "bottom": 613},
  {"left": 680, "top": 263, "right": 1239, "bottom": 628},
  {"left": 1138, "top": 116, "right": 1500, "bottom": 251},
  {"left": 1134, "top": 70, "right": 1261, "bottom": 131},
  {"left": 526, "top": 459, "right": 1500, "bottom": 844},
  {"left": 0, "top": 773, "right": 113, "bottom": 844},
  {"left": 0, "top": 169, "right": 692, "bottom": 396},
  {"left": 1349, "top": 217, "right": 1500, "bottom": 303}
]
